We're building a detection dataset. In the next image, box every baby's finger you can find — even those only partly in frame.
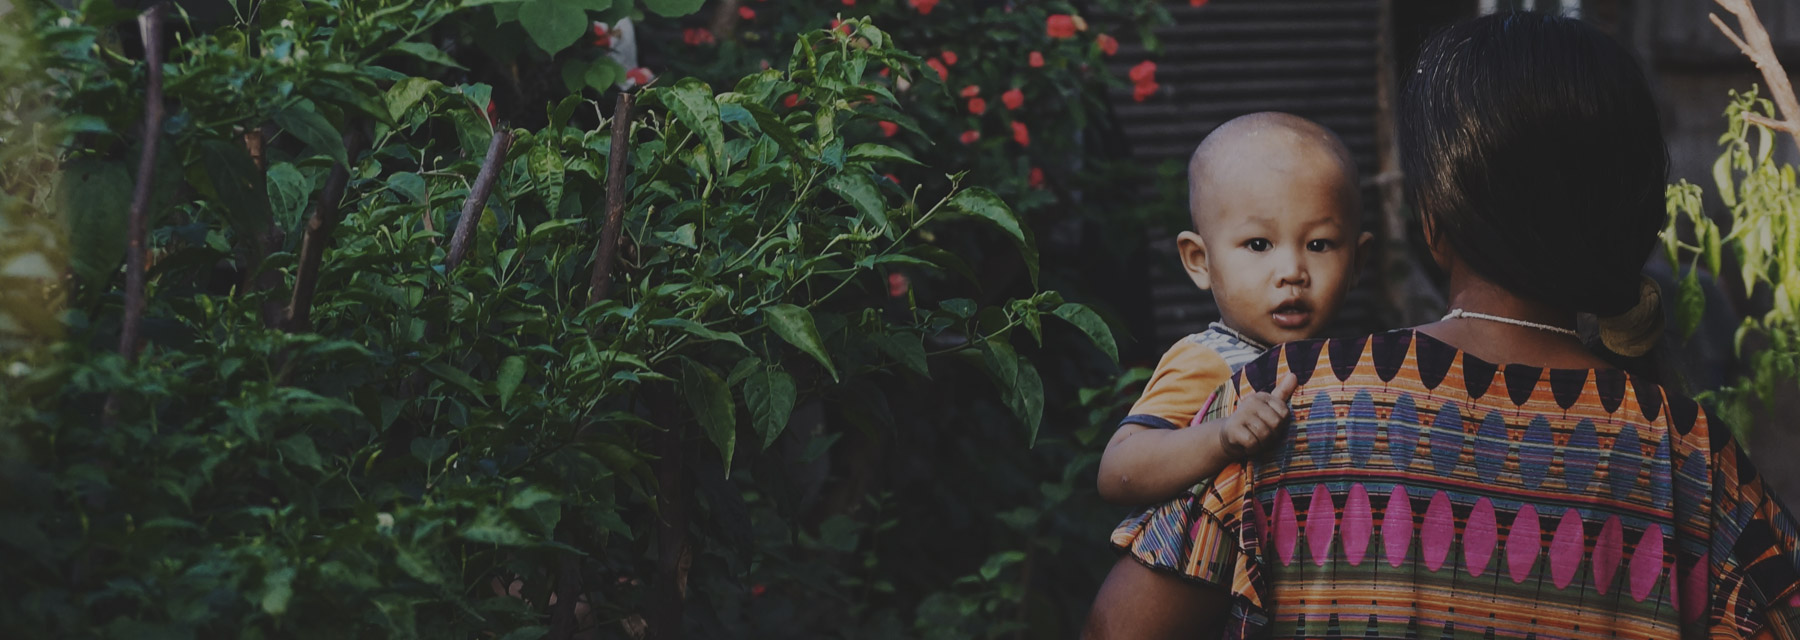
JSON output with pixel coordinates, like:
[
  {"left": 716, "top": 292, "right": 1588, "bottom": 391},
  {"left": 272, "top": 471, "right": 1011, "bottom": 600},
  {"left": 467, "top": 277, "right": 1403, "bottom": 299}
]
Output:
[{"left": 1272, "top": 373, "right": 1300, "bottom": 403}]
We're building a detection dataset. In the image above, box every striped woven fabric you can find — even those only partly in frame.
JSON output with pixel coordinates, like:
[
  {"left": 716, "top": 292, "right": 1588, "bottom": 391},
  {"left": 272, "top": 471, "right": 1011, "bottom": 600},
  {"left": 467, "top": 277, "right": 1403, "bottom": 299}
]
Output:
[{"left": 1112, "top": 329, "right": 1800, "bottom": 640}]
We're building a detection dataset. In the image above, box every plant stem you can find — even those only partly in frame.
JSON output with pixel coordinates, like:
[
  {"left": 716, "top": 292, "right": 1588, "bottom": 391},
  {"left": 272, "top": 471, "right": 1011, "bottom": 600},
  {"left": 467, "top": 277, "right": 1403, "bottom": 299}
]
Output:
[
  {"left": 588, "top": 92, "right": 635, "bottom": 304},
  {"left": 446, "top": 127, "right": 515, "bottom": 270},
  {"left": 118, "top": 2, "right": 168, "bottom": 364},
  {"left": 283, "top": 130, "right": 364, "bottom": 333}
]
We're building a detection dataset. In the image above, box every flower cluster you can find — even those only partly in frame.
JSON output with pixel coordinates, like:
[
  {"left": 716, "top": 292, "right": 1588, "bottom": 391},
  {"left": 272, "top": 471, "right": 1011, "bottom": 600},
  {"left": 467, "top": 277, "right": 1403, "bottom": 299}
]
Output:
[{"left": 1129, "top": 60, "right": 1157, "bottom": 102}]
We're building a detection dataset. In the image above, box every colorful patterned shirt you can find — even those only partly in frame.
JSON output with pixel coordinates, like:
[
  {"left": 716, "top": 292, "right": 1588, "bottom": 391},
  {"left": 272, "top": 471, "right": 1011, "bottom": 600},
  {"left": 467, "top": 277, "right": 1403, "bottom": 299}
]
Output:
[
  {"left": 1121, "top": 322, "right": 1270, "bottom": 432},
  {"left": 1112, "top": 330, "right": 1800, "bottom": 639}
]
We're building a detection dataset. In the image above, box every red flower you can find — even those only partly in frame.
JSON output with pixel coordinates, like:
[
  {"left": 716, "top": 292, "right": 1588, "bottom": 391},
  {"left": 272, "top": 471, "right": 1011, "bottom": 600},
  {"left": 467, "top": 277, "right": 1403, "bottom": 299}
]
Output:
[
  {"left": 879, "top": 67, "right": 891, "bottom": 77},
  {"left": 968, "top": 97, "right": 987, "bottom": 115},
  {"left": 844, "top": 0, "right": 856, "bottom": 5},
  {"left": 941, "top": 50, "right": 958, "bottom": 66},
  {"left": 1128, "top": 59, "right": 1156, "bottom": 84},
  {"left": 959, "top": 85, "right": 981, "bottom": 98},
  {"left": 1001, "top": 88, "right": 1024, "bottom": 110},
  {"left": 829, "top": 18, "right": 852, "bottom": 35},
  {"left": 1029, "top": 167, "right": 1045, "bottom": 189},
  {"left": 1132, "top": 81, "right": 1159, "bottom": 102},
  {"left": 591, "top": 22, "right": 612, "bottom": 47},
  {"left": 1028, "top": 51, "right": 1045, "bottom": 68},
  {"left": 909, "top": 0, "right": 938, "bottom": 15},
  {"left": 783, "top": 93, "right": 803, "bottom": 108},
  {"left": 959, "top": 130, "right": 980, "bottom": 144},
  {"left": 738, "top": 6, "right": 755, "bottom": 19},
  {"left": 1190, "top": 0, "right": 1209, "bottom": 6},
  {"left": 682, "top": 28, "right": 716, "bottom": 46},
  {"left": 627, "top": 67, "right": 654, "bottom": 85},
  {"left": 884, "top": 173, "right": 900, "bottom": 185},
  {"left": 751, "top": 584, "right": 768, "bottom": 597},
  {"left": 887, "top": 273, "right": 910, "bottom": 298},
  {"left": 1046, "top": 14, "right": 1077, "bottom": 39},
  {"left": 1097, "top": 33, "right": 1118, "bottom": 56},
  {"left": 485, "top": 100, "right": 497, "bottom": 125},
  {"left": 926, "top": 58, "right": 949, "bottom": 81},
  {"left": 1011, "top": 121, "right": 1029, "bottom": 146},
  {"left": 878, "top": 121, "right": 899, "bottom": 137}
]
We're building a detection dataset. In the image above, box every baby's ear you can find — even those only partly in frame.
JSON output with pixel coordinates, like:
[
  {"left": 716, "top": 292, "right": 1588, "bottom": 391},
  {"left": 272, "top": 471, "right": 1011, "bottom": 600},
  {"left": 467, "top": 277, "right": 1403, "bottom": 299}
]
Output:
[{"left": 1177, "top": 231, "right": 1211, "bottom": 290}]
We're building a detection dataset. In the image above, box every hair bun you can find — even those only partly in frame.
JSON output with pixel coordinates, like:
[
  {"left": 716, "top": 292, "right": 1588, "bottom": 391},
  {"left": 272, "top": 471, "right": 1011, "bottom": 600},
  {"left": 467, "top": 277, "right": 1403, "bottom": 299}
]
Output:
[{"left": 1598, "top": 275, "right": 1663, "bottom": 357}]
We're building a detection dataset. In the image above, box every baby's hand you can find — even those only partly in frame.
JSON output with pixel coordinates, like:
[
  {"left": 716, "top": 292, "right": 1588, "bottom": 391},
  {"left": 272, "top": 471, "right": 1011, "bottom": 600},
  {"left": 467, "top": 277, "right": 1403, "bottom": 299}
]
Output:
[{"left": 1216, "top": 373, "right": 1299, "bottom": 459}]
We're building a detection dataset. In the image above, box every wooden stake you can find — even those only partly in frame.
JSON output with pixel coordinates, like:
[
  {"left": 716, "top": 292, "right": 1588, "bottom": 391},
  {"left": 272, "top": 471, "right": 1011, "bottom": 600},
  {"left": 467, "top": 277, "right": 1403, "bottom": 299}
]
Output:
[
  {"left": 283, "top": 131, "right": 362, "bottom": 333},
  {"left": 445, "top": 127, "right": 515, "bottom": 270},
  {"left": 588, "top": 93, "right": 635, "bottom": 305},
  {"left": 118, "top": 3, "right": 167, "bottom": 363}
]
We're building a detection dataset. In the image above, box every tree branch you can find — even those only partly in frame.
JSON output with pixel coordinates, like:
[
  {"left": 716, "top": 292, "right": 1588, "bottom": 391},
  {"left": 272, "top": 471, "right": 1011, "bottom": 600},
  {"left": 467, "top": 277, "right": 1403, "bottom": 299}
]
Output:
[
  {"left": 1711, "top": 0, "right": 1800, "bottom": 156},
  {"left": 588, "top": 93, "right": 635, "bottom": 305},
  {"left": 283, "top": 130, "right": 364, "bottom": 333},
  {"left": 118, "top": 3, "right": 167, "bottom": 363},
  {"left": 445, "top": 127, "right": 515, "bottom": 270}
]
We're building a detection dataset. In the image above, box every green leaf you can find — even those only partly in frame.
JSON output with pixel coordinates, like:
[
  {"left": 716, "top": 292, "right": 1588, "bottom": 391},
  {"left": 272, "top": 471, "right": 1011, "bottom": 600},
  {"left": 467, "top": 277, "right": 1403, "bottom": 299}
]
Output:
[
  {"left": 518, "top": 0, "right": 587, "bottom": 54},
  {"left": 1678, "top": 269, "right": 1705, "bottom": 340},
  {"left": 584, "top": 58, "right": 625, "bottom": 92},
  {"left": 386, "top": 171, "right": 428, "bottom": 205},
  {"left": 396, "top": 547, "right": 444, "bottom": 585},
  {"left": 461, "top": 509, "right": 529, "bottom": 546},
  {"left": 642, "top": 0, "right": 706, "bottom": 17},
  {"left": 650, "top": 318, "right": 749, "bottom": 351},
  {"left": 260, "top": 567, "right": 295, "bottom": 615},
  {"left": 980, "top": 341, "right": 1044, "bottom": 443},
  {"left": 1053, "top": 303, "right": 1118, "bottom": 363},
  {"left": 664, "top": 78, "right": 725, "bottom": 167},
  {"left": 681, "top": 359, "right": 737, "bottom": 470},
  {"left": 411, "top": 437, "right": 449, "bottom": 465},
  {"left": 267, "top": 162, "right": 311, "bottom": 229},
  {"left": 1705, "top": 222, "right": 1723, "bottom": 277},
  {"left": 55, "top": 158, "right": 130, "bottom": 283},
  {"left": 567, "top": 0, "right": 613, "bottom": 9},
  {"left": 847, "top": 143, "right": 921, "bottom": 166},
  {"left": 1714, "top": 153, "right": 1737, "bottom": 207},
  {"left": 201, "top": 139, "right": 273, "bottom": 239},
  {"left": 277, "top": 434, "right": 323, "bottom": 470},
  {"left": 496, "top": 627, "right": 549, "bottom": 640},
  {"left": 385, "top": 42, "right": 466, "bottom": 69},
  {"left": 423, "top": 361, "right": 488, "bottom": 403},
  {"left": 826, "top": 173, "right": 889, "bottom": 233},
  {"left": 873, "top": 333, "right": 928, "bottom": 377},
  {"left": 946, "top": 187, "right": 1038, "bottom": 285},
  {"left": 497, "top": 356, "right": 526, "bottom": 410},
  {"left": 908, "top": 245, "right": 980, "bottom": 285},
  {"left": 529, "top": 142, "right": 566, "bottom": 212},
  {"left": 385, "top": 77, "right": 440, "bottom": 123},
  {"left": 744, "top": 367, "right": 797, "bottom": 448},
  {"left": 274, "top": 102, "right": 348, "bottom": 166},
  {"left": 738, "top": 103, "right": 803, "bottom": 156},
  {"left": 548, "top": 93, "right": 583, "bottom": 130},
  {"left": 763, "top": 304, "right": 838, "bottom": 381},
  {"left": 1015, "top": 357, "right": 1045, "bottom": 445}
]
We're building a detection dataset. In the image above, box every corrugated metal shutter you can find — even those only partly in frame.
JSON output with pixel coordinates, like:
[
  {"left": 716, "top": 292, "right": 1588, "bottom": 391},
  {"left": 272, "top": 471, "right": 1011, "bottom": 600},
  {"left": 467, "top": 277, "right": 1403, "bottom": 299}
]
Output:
[{"left": 1111, "top": 0, "right": 1388, "bottom": 348}]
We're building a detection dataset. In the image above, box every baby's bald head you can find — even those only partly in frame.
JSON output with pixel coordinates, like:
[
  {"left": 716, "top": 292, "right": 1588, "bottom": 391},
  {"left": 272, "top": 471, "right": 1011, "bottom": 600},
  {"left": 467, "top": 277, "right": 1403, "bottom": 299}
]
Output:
[{"left": 1188, "top": 112, "right": 1362, "bottom": 234}]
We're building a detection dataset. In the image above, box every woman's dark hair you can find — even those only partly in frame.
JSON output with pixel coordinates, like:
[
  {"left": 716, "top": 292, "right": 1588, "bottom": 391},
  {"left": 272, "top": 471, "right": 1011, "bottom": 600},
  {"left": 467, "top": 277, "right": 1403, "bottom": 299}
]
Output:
[{"left": 1400, "top": 12, "right": 1668, "bottom": 316}]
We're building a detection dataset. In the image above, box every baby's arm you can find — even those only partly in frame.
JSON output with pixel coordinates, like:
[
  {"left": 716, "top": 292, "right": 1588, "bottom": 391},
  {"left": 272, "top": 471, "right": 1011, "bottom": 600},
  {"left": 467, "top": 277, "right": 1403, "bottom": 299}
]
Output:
[{"left": 1097, "top": 373, "right": 1296, "bottom": 506}]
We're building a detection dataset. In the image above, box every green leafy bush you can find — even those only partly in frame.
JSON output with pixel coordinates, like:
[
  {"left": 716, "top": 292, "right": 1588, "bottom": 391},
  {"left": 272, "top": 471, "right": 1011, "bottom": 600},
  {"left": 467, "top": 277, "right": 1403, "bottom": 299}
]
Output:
[{"left": 1, "top": 1, "right": 1133, "bottom": 638}]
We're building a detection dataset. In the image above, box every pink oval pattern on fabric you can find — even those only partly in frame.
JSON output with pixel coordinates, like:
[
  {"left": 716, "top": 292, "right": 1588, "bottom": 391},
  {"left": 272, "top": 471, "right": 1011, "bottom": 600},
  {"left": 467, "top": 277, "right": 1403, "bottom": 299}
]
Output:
[
  {"left": 1383, "top": 485, "right": 1413, "bottom": 567},
  {"left": 1593, "top": 515, "right": 1624, "bottom": 595},
  {"left": 1342, "top": 483, "right": 1373, "bottom": 567},
  {"left": 1507, "top": 504, "right": 1541, "bottom": 584},
  {"left": 1274, "top": 488, "right": 1298, "bottom": 567},
  {"left": 1464, "top": 497, "right": 1497, "bottom": 578},
  {"left": 1629, "top": 524, "right": 1664, "bottom": 602},
  {"left": 1421, "top": 490, "right": 1455, "bottom": 572},
  {"left": 1681, "top": 553, "right": 1709, "bottom": 623},
  {"left": 1306, "top": 484, "right": 1336, "bottom": 567},
  {"left": 1549, "top": 508, "right": 1586, "bottom": 589}
]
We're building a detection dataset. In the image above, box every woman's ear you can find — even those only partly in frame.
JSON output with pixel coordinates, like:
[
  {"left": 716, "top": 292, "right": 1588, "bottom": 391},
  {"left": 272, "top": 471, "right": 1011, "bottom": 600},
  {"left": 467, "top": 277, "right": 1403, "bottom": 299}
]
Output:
[
  {"left": 1176, "top": 231, "right": 1211, "bottom": 290},
  {"left": 1420, "top": 212, "right": 1452, "bottom": 270}
]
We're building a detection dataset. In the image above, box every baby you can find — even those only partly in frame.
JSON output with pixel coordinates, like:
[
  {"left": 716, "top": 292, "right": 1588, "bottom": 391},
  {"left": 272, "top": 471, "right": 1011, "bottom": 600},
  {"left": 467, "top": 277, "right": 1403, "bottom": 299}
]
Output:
[{"left": 1097, "top": 112, "right": 1369, "bottom": 505}]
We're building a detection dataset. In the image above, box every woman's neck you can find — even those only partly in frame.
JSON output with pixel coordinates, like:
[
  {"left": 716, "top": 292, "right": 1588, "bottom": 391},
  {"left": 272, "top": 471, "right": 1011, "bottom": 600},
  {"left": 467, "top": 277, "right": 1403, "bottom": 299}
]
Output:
[{"left": 1416, "top": 261, "right": 1612, "bottom": 370}]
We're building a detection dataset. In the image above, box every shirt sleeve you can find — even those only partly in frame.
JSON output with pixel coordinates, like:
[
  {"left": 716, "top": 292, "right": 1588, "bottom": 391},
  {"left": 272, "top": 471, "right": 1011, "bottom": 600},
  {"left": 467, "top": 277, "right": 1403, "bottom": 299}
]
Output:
[
  {"left": 1118, "top": 339, "right": 1233, "bottom": 431},
  {"left": 1702, "top": 425, "right": 1800, "bottom": 639}
]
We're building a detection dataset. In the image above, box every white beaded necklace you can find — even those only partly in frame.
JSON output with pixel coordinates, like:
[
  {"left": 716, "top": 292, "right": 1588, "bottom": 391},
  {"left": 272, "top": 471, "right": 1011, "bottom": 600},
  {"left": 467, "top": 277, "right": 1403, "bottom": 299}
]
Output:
[{"left": 1440, "top": 308, "right": 1579, "bottom": 337}]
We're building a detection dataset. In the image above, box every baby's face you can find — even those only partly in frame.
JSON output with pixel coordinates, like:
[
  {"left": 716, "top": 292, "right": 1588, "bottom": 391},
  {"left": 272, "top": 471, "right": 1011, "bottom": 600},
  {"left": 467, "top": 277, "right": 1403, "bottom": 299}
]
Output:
[{"left": 1182, "top": 160, "right": 1365, "bottom": 346}]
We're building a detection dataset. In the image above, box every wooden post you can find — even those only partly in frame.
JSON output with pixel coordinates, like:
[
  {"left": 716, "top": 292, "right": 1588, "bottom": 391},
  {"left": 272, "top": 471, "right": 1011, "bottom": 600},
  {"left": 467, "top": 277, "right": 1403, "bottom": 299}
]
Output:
[
  {"left": 283, "top": 132, "right": 363, "bottom": 333},
  {"left": 588, "top": 93, "right": 635, "bottom": 304},
  {"left": 118, "top": 3, "right": 167, "bottom": 363},
  {"left": 445, "top": 127, "right": 516, "bottom": 270}
]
